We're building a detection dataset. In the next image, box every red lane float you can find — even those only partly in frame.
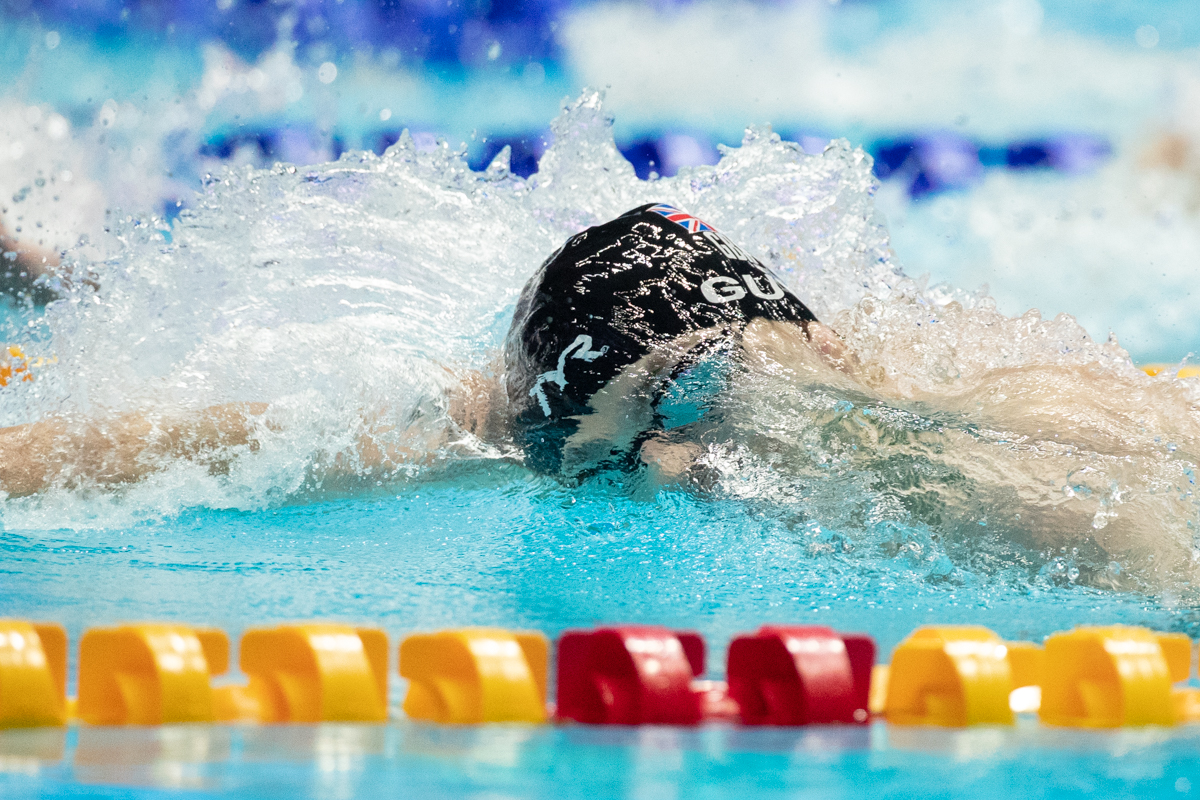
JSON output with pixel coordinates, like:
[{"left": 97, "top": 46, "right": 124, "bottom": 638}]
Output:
[
  {"left": 556, "top": 626, "right": 707, "bottom": 725},
  {"left": 727, "top": 626, "right": 875, "bottom": 725}
]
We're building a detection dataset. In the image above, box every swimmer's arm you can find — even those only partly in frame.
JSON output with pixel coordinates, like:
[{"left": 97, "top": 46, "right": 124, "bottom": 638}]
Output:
[
  {"left": 352, "top": 368, "right": 507, "bottom": 474},
  {"left": 0, "top": 403, "right": 269, "bottom": 497},
  {"left": 0, "top": 368, "right": 501, "bottom": 495},
  {"left": 0, "top": 418, "right": 67, "bottom": 496}
]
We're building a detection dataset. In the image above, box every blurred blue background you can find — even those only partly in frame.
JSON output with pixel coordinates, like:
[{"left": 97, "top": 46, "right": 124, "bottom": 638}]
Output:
[{"left": 2, "top": 0, "right": 1200, "bottom": 360}]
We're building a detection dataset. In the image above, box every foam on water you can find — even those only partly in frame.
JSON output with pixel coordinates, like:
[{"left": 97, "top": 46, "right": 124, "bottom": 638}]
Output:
[{"left": 1, "top": 91, "right": 1199, "bottom": 598}]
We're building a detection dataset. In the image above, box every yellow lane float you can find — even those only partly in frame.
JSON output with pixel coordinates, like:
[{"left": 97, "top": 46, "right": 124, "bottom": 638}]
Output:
[
  {"left": 76, "top": 624, "right": 229, "bottom": 725},
  {"left": 1142, "top": 364, "right": 1200, "bottom": 379},
  {"left": 881, "top": 626, "right": 1030, "bottom": 727},
  {"left": 224, "top": 624, "right": 390, "bottom": 723},
  {"left": 400, "top": 628, "right": 548, "bottom": 724},
  {"left": 0, "top": 346, "right": 32, "bottom": 387},
  {"left": 0, "top": 620, "right": 68, "bottom": 727},
  {"left": 1038, "top": 626, "right": 1196, "bottom": 728}
]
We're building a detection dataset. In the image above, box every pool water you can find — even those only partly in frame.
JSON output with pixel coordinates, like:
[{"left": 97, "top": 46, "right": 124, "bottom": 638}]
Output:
[
  {"left": 2, "top": 483, "right": 1194, "bottom": 664},
  {"left": 2, "top": 720, "right": 1200, "bottom": 799}
]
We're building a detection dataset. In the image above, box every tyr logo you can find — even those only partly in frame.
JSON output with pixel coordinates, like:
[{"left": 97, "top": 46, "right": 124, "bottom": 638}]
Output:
[{"left": 528, "top": 334, "right": 609, "bottom": 417}]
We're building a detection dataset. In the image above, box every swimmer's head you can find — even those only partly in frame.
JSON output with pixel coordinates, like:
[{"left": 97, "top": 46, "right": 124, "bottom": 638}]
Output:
[{"left": 504, "top": 203, "right": 817, "bottom": 475}]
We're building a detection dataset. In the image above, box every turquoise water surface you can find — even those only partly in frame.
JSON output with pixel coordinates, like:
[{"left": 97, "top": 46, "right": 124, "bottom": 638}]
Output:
[
  {"left": 2, "top": 720, "right": 1200, "bottom": 799},
  {"left": 3, "top": 102, "right": 1200, "bottom": 795}
]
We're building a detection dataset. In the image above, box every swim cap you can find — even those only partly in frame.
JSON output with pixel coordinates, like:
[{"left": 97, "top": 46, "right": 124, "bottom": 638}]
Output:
[{"left": 504, "top": 203, "right": 818, "bottom": 474}]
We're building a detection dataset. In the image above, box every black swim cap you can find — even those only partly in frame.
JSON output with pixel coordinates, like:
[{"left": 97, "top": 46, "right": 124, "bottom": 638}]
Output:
[{"left": 505, "top": 203, "right": 818, "bottom": 474}]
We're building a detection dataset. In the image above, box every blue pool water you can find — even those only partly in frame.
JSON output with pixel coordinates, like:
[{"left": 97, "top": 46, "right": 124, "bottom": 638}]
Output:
[
  {"left": 3, "top": 720, "right": 1200, "bottom": 799},
  {"left": 3, "top": 482, "right": 1193, "bottom": 668}
]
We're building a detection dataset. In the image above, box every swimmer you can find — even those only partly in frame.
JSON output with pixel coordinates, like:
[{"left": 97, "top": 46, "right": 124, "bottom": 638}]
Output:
[
  {"left": 2, "top": 203, "right": 1196, "bottom": 588},
  {"left": 0, "top": 203, "right": 850, "bottom": 495}
]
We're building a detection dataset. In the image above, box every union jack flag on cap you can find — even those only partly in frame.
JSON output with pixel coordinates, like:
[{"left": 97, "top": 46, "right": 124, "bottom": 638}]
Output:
[{"left": 647, "top": 204, "right": 714, "bottom": 234}]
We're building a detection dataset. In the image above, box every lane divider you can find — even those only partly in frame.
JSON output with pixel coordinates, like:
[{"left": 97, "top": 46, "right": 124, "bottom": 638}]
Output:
[
  {"left": 1, "top": 620, "right": 1197, "bottom": 730},
  {"left": 0, "top": 345, "right": 56, "bottom": 388},
  {"left": 0, "top": 346, "right": 34, "bottom": 388},
  {"left": 1141, "top": 364, "right": 1200, "bottom": 379}
]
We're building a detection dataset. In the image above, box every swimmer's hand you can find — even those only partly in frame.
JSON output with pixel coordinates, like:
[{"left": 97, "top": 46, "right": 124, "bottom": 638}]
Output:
[
  {"left": 639, "top": 434, "right": 717, "bottom": 492},
  {"left": 351, "top": 367, "right": 508, "bottom": 475},
  {"left": 0, "top": 403, "right": 269, "bottom": 497},
  {"left": 805, "top": 321, "right": 860, "bottom": 374}
]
